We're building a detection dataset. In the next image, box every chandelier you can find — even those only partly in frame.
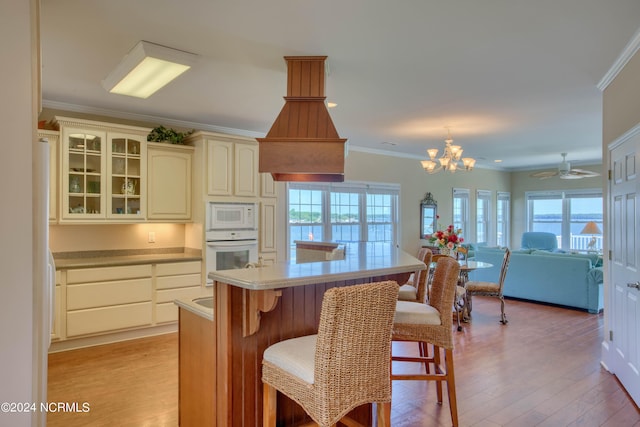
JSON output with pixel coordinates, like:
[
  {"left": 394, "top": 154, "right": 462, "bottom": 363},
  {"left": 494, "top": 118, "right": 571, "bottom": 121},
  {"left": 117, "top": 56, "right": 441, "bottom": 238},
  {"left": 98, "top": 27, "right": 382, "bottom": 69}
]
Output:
[{"left": 420, "top": 128, "right": 476, "bottom": 174}]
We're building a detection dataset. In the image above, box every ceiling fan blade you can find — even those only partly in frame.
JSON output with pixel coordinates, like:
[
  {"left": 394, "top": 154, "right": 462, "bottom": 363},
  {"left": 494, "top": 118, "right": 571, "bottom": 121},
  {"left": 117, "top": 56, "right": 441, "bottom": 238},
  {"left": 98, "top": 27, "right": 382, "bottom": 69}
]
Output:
[
  {"left": 559, "top": 170, "right": 600, "bottom": 180},
  {"left": 530, "top": 170, "right": 558, "bottom": 179},
  {"left": 559, "top": 173, "right": 585, "bottom": 180},
  {"left": 570, "top": 168, "right": 600, "bottom": 177}
]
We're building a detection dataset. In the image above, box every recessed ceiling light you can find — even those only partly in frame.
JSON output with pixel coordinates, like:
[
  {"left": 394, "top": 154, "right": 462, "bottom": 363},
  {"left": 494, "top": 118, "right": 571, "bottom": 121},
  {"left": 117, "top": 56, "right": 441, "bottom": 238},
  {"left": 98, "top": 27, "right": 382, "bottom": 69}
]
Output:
[
  {"left": 494, "top": 159, "right": 503, "bottom": 163},
  {"left": 327, "top": 102, "right": 337, "bottom": 108}
]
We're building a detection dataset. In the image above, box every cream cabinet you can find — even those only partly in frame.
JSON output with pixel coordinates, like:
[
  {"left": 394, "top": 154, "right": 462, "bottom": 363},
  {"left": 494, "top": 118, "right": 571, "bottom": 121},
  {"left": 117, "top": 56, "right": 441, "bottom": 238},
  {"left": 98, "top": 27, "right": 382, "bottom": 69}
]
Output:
[
  {"left": 65, "top": 265, "right": 153, "bottom": 337},
  {"left": 234, "top": 143, "right": 259, "bottom": 196},
  {"left": 207, "top": 139, "right": 233, "bottom": 195},
  {"left": 260, "top": 172, "right": 277, "bottom": 198},
  {"left": 107, "top": 132, "right": 146, "bottom": 219},
  {"left": 155, "top": 261, "right": 203, "bottom": 323},
  {"left": 206, "top": 139, "right": 258, "bottom": 197},
  {"left": 147, "top": 143, "right": 193, "bottom": 220},
  {"left": 38, "top": 129, "right": 59, "bottom": 221},
  {"left": 260, "top": 201, "right": 277, "bottom": 256},
  {"left": 59, "top": 125, "right": 107, "bottom": 219},
  {"left": 55, "top": 117, "right": 150, "bottom": 222},
  {"left": 52, "top": 270, "right": 62, "bottom": 341}
]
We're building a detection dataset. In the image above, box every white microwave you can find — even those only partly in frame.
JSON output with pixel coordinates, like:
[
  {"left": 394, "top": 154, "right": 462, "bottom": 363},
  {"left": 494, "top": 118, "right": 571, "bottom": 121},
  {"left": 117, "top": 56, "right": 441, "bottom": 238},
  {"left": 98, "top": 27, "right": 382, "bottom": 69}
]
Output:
[{"left": 207, "top": 202, "right": 257, "bottom": 231}]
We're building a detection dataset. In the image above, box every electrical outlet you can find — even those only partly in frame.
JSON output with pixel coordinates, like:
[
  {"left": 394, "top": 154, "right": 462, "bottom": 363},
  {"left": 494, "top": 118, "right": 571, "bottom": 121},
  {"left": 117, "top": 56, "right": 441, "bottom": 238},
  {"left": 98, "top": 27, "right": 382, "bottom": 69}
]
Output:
[{"left": 148, "top": 231, "right": 156, "bottom": 243}]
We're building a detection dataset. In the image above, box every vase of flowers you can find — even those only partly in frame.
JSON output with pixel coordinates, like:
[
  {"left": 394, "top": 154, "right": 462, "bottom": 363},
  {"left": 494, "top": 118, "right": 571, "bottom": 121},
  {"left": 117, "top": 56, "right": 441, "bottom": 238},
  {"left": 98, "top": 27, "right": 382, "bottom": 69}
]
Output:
[{"left": 425, "top": 222, "right": 464, "bottom": 257}]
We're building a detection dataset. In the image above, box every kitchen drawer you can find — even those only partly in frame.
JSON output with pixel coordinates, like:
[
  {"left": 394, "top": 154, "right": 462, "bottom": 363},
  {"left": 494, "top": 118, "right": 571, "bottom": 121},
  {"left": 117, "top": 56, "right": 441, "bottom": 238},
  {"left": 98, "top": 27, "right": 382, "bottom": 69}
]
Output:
[
  {"left": 156, "top": 286, "right": 203, "bottom": 323},
  {"left": 67, "top": 278, "right": 152, "bottom": 310},
  {"left": 156, "top": 261, "right": 201, "bottom": 276},
  {"left": 156, "top": 285, "right": 202, "bottom": 304},
  {"left": 156, "top": 273, "right": 201, "bottom": 290},
  {"left": 67, "top": 264, "right": 152, "bottom": 284},
  {"left": 66, "top": 302, "right": 152, "bottom": 337},
  {"left": 156, "top": 302, "right": 180, "bottom": 324}
]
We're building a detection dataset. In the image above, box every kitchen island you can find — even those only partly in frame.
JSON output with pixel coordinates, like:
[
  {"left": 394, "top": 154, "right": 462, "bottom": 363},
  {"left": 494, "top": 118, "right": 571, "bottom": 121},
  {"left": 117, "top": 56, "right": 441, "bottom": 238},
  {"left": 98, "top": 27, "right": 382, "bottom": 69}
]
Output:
[{"left": 176, "top": 242, "right": 424, "bottom": 427}]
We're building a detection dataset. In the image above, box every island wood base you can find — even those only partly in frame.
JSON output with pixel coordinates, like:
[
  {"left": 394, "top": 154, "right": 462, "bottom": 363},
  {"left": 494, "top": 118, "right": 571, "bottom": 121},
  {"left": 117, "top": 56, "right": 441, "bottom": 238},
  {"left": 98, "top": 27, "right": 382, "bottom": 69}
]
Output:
[
  {"left": 178, "top": 308, "right": 215, "bottom": 427},
  {"left": 214, "top": 272, "right": 409, "bottom": 427}
]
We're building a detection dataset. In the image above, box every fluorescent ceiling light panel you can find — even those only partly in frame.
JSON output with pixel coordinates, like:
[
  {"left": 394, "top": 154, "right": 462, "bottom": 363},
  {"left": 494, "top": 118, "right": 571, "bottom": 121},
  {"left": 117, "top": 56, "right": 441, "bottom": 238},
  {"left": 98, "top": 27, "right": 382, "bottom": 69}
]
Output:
[{"left": 102, "top": 41, "right": 197, "bottom": 99}]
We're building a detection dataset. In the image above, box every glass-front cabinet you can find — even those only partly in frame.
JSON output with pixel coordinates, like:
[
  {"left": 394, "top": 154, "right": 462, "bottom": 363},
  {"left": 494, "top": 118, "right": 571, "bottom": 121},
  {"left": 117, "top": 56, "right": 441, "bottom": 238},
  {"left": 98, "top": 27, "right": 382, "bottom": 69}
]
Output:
[
  {"left": 57, "top": 117, "right": 149, "bottom": 222},
  {"left": 109, "top": 133, "right": 144, "bottom": 218},
  {"left": 62, "top": 128, "right": 107, "bottom": 219}
]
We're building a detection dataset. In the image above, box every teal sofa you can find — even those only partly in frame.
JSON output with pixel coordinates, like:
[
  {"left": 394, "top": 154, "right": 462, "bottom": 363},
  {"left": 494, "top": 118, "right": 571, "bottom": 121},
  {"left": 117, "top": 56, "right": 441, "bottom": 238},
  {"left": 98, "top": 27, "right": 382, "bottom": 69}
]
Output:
[{"left": 469, "top": 247, "right": 603, "bottom": 313}]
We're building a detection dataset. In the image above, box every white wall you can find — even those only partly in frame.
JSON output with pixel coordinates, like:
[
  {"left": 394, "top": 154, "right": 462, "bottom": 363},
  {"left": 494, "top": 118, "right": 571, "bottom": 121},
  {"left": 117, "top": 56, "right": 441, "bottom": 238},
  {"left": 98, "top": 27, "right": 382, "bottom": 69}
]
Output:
[{"left": 0, "top": 1, "right": 37, "bottom": 426}]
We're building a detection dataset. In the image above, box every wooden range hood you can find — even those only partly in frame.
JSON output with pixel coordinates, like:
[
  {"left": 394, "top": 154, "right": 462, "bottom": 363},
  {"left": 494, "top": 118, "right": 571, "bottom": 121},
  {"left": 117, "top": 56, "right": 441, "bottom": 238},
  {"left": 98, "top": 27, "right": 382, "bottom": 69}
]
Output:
[{"left": 257, "top": 56, "right": 347, "bottom": 182}]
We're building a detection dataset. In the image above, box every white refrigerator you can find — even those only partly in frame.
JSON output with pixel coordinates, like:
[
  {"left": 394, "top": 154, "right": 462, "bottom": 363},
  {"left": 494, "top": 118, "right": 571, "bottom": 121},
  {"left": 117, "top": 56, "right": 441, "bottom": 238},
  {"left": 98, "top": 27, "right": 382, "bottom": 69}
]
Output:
[{"left": 33, "top": 137, "right": 55, "bottom": 427}]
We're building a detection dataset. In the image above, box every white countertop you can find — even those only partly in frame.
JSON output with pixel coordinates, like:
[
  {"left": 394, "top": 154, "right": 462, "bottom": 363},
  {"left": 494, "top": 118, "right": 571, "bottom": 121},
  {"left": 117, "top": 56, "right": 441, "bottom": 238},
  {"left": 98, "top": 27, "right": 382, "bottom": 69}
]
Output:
[
  {"left": 208, "top": 242, "right": 425, "bottom": 290},
  {"left": 174, "top": 296, "right": 214, "bottom": 321}
]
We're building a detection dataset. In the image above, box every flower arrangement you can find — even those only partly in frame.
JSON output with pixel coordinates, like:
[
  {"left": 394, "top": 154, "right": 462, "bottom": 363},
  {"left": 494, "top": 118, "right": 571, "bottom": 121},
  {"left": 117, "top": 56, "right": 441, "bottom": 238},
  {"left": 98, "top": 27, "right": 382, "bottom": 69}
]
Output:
[{"left": 425, "top": 219, "right": 464, "bottom": 252}]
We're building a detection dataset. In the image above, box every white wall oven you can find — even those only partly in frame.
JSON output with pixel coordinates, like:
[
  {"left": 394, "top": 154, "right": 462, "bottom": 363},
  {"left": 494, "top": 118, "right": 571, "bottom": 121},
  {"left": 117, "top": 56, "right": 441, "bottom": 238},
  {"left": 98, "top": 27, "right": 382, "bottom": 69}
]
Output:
[{"left": 205, "top": 202, "right": 258, "bottom": 285}]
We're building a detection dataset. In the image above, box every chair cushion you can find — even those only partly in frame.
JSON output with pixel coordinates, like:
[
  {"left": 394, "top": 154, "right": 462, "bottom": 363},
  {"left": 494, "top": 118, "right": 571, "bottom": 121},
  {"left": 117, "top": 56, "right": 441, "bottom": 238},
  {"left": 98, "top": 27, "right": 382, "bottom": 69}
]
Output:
[
  {"left": 263, "top": 334, "right": 317, "bottom": 384},
  {"left": 395, "top": 301, "right": 442, "bottom": 325},
  {"left": 456, "top": 285, "right": 466, "bottom": 298},
  {"left": 398, "top": 283, "right": 418, "bottom": 301},
  {"left": 466, "top": 281, "right": 499, "bottom": 293}
]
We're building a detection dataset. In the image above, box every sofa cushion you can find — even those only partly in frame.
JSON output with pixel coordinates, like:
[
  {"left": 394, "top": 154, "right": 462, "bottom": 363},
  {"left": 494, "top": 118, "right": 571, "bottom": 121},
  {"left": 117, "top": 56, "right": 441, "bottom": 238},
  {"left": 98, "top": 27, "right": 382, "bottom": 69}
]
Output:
[
  {"left": 530, "top": 250, "right": 600, "bottom": 268},
  {"left": 521, "top": 232, "right": 558, "bottom": 251}
]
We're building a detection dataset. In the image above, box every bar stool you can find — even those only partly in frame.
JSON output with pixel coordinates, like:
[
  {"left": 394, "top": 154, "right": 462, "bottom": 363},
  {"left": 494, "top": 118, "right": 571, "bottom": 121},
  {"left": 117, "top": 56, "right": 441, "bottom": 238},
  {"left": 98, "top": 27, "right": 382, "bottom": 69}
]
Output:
[
  {"left": 392, "top": 257, "right": 461, "bottom": 427},
  {"left": 398, "top": 247, "right": 432, "bottom": 303},
  {"left": 262, "top": 281, "right": 399, "bottom": 427}
]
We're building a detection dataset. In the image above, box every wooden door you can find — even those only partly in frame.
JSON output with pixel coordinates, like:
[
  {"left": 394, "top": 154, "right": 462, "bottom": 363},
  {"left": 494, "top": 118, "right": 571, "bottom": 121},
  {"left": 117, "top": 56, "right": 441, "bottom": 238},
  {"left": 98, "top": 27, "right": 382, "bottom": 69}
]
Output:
[{"left": 609, "top": 131, "right": 640, "bottom": 405}]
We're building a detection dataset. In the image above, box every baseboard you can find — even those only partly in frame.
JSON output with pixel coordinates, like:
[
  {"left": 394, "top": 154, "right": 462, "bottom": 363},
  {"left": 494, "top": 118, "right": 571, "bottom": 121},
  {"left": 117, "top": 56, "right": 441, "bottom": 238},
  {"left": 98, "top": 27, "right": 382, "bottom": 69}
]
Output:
[{"left": 48, "top": 323, "right": 178, "bottom": 353}]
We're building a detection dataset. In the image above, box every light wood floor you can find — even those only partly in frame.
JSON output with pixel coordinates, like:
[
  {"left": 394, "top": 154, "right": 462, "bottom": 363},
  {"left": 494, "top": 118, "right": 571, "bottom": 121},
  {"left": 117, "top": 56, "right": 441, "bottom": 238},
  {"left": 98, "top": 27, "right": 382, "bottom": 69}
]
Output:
[{"left": 48, "top": 297, "right": 640, "bottom": 426}]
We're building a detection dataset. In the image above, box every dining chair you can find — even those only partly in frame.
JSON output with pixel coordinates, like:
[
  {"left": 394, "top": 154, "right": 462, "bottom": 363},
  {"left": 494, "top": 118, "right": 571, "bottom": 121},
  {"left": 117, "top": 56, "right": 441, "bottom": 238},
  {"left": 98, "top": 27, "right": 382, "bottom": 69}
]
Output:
[
  {"left": 392, "top": 257, "right": 461, "bottom": 427},
  {"left": 262, "top": 281, "right": 399, "bottom": 427},
  {"left": 428, "top": 254, "right": 466, "bottom": 331},
  {"left": 465, "top": 248, "right": 512, "bottom": 324},
  {"left": 398, "top": 247, "right": 432, "bottom": 303}
]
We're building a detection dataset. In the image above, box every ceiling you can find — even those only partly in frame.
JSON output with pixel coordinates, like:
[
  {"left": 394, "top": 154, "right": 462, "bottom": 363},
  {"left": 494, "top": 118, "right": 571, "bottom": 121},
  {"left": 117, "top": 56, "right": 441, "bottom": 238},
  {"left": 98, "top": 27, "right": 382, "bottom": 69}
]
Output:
[{"left": 40, "top": 0, "right": 640, "bottom": 171}]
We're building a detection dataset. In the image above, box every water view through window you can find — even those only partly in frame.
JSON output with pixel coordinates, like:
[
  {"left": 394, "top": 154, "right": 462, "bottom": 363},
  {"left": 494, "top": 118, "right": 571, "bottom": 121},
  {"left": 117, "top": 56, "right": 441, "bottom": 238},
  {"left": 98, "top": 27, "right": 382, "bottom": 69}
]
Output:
[
  {"left": 288, "top": 183, "right": 399, "bottom": 260},
  {"left": 527, "top": 190, "right": 603, "bottom": 251}
]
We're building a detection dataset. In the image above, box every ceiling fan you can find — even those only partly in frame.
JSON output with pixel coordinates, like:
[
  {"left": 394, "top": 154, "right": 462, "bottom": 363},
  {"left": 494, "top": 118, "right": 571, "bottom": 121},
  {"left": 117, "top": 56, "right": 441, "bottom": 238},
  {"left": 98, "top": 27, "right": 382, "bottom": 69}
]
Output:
[{"left": 530, "top": 153, "right": 600, "bottom": 180}]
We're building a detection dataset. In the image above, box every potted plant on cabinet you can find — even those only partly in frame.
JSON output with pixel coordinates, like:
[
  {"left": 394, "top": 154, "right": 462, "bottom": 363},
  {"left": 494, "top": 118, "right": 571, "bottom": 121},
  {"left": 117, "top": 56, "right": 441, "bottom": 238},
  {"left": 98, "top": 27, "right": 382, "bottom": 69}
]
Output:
[{"left": 147, "top": 125, "right": 194, "bottom": 145}]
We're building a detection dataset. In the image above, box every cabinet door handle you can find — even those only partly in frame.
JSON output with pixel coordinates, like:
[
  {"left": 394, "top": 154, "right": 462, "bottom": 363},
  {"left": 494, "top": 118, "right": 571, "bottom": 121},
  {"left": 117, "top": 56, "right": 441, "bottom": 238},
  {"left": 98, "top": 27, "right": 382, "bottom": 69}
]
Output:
[{"left": 627, "top": 282, "right": 640, "bottom": 290}]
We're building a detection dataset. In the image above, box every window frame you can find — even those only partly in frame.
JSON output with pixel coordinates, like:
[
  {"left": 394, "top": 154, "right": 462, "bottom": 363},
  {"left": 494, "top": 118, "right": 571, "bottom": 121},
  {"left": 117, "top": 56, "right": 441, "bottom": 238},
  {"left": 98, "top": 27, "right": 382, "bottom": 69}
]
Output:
[
  {"left": 476, "top": 189, "right": 492, "bottom": 245},
  {"left": 526, "top": 189, "right": 603, "bottom": 251},
  {"left": 496, "top": 191, "right": 511, "bottom": 247},
  {"left": 286, "top": 181, "right": 400, "bottom": 260},
  {"left": 452, "top": 188, "right": 470, "bottom": 241}
]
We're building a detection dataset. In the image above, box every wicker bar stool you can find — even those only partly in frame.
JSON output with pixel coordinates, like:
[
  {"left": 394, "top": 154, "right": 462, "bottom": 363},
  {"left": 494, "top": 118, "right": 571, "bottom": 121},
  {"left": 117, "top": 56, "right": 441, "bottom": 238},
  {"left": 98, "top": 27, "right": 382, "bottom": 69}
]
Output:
[
  {"left": 398, "top": 247, "right": 432, "bottom": 303},
  {"left": 392, "top": 257, "right": 461, "bottom": 427},
  {"left": 262, "top": 281, "right": 399, "bottom": 427},
  {"left": 427, "top": 254, "right": 467, "bottom": 331}
]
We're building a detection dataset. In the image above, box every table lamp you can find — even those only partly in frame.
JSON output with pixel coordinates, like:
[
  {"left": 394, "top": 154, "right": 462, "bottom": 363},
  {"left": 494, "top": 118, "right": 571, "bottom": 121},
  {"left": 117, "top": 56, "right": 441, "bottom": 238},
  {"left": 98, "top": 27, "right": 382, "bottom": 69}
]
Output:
[{"left": 580, "top": 221, "right": 602, "bottom": 252}]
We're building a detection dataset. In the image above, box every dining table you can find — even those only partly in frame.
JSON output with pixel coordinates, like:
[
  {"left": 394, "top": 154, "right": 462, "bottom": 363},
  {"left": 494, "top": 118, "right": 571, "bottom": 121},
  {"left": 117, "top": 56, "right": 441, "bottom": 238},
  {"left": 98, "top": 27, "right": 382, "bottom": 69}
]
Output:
[
  {"left": 458, "top": 260, "right": 493, "bottom": 321},
  {"left": 429, "top": 259, "right": 493, "bottom": 323}
]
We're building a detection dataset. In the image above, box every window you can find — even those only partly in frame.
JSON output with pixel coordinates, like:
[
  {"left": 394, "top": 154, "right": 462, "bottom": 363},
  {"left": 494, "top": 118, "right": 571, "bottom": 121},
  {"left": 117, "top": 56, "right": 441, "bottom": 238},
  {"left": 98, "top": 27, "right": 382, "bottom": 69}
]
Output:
[
  {"left": 453, "top": 188, "right": 470, "bottom": 240},
  {"left": 289, "top": 186, "right": 325, "bottom": 243},
  {"left": 476, "top": 190, "right": 492, "bottom": 245},
  {"left": 496, "top": 192, "right": 511, "bottom": 247},
  {"left": 287, "top": 182, "right": 399, "bottom": 259},
  {"left": 526, "top": 190, "right": 603, "bottom": 251}
]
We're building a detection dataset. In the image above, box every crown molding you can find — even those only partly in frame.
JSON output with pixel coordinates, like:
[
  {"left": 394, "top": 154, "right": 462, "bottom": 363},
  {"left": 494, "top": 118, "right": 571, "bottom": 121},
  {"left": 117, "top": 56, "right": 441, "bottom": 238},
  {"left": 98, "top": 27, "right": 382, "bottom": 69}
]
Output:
[
  {"left": 41, "top": 99, "right": 265, "bottom": 138},
  {"left": 597, "top": 26, "right": 640, "bottom": 91}
]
